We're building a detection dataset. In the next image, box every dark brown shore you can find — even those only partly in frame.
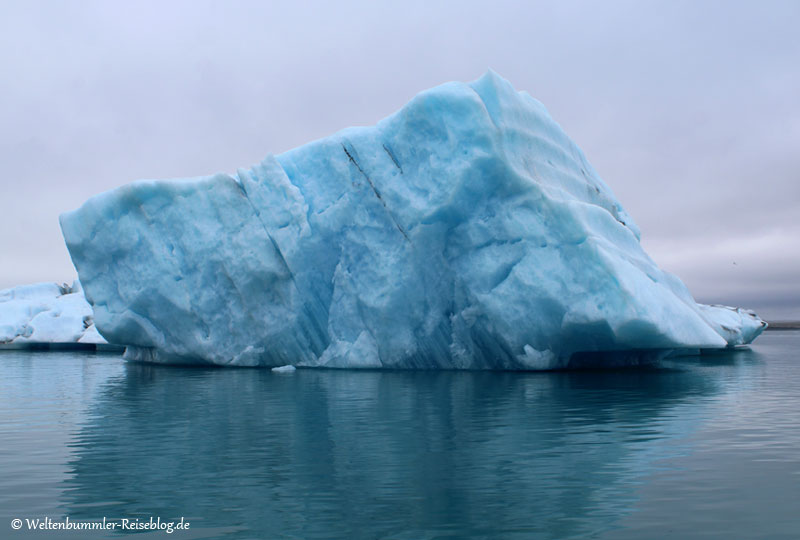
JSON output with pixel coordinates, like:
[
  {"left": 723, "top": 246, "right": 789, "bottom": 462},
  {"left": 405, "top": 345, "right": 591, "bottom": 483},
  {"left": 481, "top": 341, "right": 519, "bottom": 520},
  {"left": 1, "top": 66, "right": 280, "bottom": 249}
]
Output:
[{"left": 765, "top": 321, "right": 800, "bottom": 331}]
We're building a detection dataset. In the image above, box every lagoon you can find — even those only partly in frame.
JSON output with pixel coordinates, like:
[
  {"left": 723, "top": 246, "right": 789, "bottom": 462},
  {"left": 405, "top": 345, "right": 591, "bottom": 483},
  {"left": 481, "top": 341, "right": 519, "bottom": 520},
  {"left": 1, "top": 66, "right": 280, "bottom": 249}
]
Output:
[{"left": 1, "top": 331, "right": 798, "bottom": 538}]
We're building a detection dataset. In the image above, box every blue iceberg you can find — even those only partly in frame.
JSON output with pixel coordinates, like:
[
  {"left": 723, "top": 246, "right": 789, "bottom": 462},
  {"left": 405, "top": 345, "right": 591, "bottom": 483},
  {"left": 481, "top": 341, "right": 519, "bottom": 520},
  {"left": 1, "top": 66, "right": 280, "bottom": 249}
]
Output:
[{"left": 59, "top": 72, "right": 765, "bottom": 368}]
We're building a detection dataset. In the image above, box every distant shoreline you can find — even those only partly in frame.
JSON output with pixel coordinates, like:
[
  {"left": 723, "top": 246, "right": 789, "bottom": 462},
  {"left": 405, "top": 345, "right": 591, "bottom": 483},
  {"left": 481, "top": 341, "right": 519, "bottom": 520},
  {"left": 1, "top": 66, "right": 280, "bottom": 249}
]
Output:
[{"left": 765, "top": 322, "right": 800, "bottom": 331}]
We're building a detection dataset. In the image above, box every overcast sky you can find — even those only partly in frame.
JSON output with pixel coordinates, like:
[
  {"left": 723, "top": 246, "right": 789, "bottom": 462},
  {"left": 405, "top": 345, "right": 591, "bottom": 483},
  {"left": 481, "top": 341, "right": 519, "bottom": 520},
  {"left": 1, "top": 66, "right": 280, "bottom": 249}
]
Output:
[{"left": 1, "top": 0, "right": 798, "bottom": 320}]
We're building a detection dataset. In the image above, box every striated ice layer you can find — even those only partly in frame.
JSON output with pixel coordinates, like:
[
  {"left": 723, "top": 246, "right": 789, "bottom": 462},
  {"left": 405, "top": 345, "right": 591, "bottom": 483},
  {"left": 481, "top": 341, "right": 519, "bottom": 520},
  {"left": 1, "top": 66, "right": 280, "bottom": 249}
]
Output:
[
  {"left": 0, "top": 281, "right": 111, "bottom": 348},
  {"left": 59, "top": 71, "right": 766, "bottom": 368}
]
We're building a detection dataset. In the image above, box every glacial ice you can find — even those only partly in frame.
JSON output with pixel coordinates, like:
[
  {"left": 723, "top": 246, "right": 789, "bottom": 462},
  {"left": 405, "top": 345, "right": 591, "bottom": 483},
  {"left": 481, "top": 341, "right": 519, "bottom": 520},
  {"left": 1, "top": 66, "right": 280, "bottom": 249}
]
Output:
[
  {"left": 272, "top": 365, "right": 297, "bottom": 373},
  {"left": 0, "top": 281, "right": 111, "bottom": 348},
  {"left": 59, "top": 71, "right": 766, "bottom": 368}
]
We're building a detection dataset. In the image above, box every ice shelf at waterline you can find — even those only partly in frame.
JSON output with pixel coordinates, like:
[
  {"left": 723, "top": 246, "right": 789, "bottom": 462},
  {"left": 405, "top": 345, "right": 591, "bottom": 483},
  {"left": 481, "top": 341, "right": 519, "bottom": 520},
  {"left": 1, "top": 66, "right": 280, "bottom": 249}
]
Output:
[
  {"left": 60, "top": 71, "right": 765, "bottom": 368},
  {"left": 0, "top": 281, "right": 115, "bottom": 350}
]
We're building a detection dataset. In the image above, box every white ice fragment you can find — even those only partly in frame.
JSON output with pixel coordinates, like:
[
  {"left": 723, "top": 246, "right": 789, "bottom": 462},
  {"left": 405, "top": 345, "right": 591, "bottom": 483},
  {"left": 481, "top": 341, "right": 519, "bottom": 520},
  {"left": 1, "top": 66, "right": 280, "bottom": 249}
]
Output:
[
  {"left": 0, "top": 282, "right": 109, "bottom": 347},
  {"left": 78, "top": 323, "right": 107, "bottom": 344},
  {"left": 271, "top": 365, "right": 297, "bottom": 373}
]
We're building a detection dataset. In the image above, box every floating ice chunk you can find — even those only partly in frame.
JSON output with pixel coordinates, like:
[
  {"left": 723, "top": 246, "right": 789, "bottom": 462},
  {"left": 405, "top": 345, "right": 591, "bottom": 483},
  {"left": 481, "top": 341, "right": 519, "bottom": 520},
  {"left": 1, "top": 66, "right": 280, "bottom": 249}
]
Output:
[
  {"left": 59, "top": 71, "right": 766, "bottom": 368},
  {"left": 271, "top": 365, "right": 297, "bottom": 373},
  {"left": 0, "top": 281, "right": 112, "bottom": 348}
]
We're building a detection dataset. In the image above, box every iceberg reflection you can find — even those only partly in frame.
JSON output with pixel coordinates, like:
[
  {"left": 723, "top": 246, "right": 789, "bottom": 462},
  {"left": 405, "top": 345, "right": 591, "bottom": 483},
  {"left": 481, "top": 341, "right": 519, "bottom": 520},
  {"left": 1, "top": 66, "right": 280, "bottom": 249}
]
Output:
[{"left": 61, "top": 358, "right": 742, "bottom": 539}]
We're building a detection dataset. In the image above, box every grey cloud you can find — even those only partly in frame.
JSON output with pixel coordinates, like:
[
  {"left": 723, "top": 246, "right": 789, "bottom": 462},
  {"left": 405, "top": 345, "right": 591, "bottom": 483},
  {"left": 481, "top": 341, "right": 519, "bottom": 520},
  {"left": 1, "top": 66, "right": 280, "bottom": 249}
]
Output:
[{"left": 1, "top": 0, "right": 798, "bottom": 319}]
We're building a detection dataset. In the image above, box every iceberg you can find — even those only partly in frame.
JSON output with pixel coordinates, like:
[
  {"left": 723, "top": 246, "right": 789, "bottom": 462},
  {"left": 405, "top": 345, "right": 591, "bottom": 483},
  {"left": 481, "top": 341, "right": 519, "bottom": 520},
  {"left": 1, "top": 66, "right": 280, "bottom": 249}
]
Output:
[
  {"left": 0, "top": 281, "right": 117, "bottom": 350},
  {"left": 59, "top": 71, "right": 765, "bottom": 368}
]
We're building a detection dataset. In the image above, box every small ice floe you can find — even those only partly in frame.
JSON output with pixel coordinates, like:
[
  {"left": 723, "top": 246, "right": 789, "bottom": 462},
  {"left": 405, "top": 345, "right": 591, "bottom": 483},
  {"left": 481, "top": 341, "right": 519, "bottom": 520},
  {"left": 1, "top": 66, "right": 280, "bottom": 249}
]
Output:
[
  {"left": 0, "top": 281, "right": 121, "bottom": 350},
  {"left": 271, "top": 365, "right": 296, "bottom": 373}
]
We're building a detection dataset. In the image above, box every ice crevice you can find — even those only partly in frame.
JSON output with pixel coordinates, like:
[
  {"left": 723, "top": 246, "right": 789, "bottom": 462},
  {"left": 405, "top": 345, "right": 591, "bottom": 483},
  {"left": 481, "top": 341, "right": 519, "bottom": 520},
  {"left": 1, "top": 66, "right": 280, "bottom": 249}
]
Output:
[
  {"left": 382, "top": 143, "right": 403, "bottom": 173},
  {"left": 341, "top": 141, "right": 410, "bottom": 242},
  {"left": 237, "top": 171, "right": 297, "bottom": 282}
]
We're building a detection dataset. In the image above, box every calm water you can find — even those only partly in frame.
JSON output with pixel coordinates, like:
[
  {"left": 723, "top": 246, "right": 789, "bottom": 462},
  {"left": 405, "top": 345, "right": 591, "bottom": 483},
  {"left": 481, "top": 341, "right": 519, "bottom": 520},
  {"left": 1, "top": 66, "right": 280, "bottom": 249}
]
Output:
[{"left": 1, "top": 332, "right": 799, "bottom": 539}]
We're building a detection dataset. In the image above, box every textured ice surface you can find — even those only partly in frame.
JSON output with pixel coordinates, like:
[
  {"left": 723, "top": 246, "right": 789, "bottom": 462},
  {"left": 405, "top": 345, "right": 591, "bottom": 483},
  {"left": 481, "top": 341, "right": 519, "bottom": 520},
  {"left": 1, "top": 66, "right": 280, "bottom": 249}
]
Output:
[
  {"left": 60, "top": 71, "right": 766, "bottom": 368},
  {"left": 0, "top": 281, "right": 109, "bottom": 347}
]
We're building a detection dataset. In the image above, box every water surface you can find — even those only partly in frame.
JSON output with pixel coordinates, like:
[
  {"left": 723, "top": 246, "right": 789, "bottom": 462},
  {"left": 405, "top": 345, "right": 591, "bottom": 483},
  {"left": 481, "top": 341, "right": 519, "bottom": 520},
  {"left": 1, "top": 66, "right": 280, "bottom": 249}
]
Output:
[{"left": 1, "top": 332, "right": 798, "bottom": 538}]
